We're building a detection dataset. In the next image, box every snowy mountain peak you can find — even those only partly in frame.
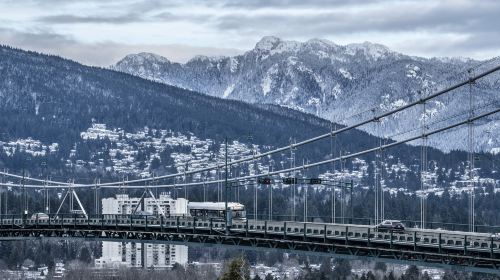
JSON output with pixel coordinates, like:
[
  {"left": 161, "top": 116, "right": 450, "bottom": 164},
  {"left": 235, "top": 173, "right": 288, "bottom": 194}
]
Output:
[
  {"left": 253, "top": 36, "right": 395, "bottom": 60},
  {"left": 254, "top": 36, "right": 282, "bottom": 51},
  {"left": 187, "top": 55, "right": 225, "bottom": 64},
  {"left": 345, "top": 41, "right": 394, "bottom": 59},
  {"left": 113, "top": 36, "right": 498, "bottom": 152},
  {"left": 119, "top": 52, "right": 172, "bottom": 65},
  {"left": 305, "top": 38, "right": 338, "bottom": 48}
]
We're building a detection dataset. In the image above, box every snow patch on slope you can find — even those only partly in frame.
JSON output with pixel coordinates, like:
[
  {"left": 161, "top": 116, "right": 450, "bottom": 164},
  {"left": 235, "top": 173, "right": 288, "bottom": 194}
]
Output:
[
  {"left": 229, "top": 57, "right": 239, "bottom": 73},
  {"left": 339, "top": 68, "right": 353, "bottom": 80},
  {"left": 223, "top": 84, "right": 235, "bottom": 98},
  {"left": 262, "top": 65, "right": 279, "bottom": 96},
  {"left": 406, "top": 64, "right": 421, "bottom": 78},
  {"left": 332, "top": 84, "right": 342, "bottom": 99}
]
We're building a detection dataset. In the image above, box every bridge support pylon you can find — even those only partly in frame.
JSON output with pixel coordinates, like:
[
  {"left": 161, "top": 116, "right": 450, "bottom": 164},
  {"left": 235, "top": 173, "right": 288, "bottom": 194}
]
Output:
[{"left": 55, "top": 182, "right": 88, "bottom": 219}]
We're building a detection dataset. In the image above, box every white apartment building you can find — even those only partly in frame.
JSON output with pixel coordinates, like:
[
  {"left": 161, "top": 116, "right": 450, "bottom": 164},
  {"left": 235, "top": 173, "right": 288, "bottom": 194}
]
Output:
[
  {"left": 95, "top": 193, "right": 188, "bottom": 269},
  {"left": 101, "top": 193, "right": 188, "bottom": 216}
]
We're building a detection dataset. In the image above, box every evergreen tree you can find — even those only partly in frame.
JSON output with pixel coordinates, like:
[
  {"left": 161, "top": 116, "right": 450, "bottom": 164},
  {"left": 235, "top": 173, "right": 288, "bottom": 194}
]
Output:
[
  {"left": 374, "top": 262, "right": 387, "bottom": 273},
  {"left": 78, "top": 246, "right": 92, "bottom": 263},
  {"left": 401, "top": 265, "right": 419, "bottom": 280},
  {"left": 387, "top": 271, "right": 397, "bottom": 280},
  {"left": 220, "top": 256, "right": 251, "bottom": 280},
  {"left": 265, "top": 274, "right": 275, "bottom": 280},
  {"left": 332, "top": 259, "right": 351, "bottom": 280},
  {"left": 319, "top": 258, "right": 333, "bottom": 280}
]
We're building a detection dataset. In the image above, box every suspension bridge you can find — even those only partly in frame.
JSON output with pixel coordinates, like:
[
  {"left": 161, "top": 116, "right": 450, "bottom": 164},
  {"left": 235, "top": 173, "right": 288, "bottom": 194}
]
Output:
[{"left": 0, "top": 64, "right": 499, "bottom": 273}]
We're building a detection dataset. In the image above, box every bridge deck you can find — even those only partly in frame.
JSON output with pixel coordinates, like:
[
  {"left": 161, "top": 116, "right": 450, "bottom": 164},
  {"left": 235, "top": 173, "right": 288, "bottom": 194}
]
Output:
[{"left": 0, "top": 216, "right": 499, "bottom": 274}]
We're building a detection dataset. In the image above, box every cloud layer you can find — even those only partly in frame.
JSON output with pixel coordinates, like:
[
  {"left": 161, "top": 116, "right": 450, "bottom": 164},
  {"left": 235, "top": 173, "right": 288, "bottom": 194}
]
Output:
[{"left": 0, "top": 0, "right": 498, "bottom": 65}]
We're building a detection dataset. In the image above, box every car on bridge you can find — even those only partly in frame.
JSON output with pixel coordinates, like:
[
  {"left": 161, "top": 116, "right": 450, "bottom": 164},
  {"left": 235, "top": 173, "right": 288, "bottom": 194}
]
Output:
[
  {"left": 30, "top": 213, "right": 49, "bottom": 221},
  {"left": 376, "top": 220, "right": 405, "bottom": 232},
  {"left": 133, "top": 210, "right": 154, "bottom": 217}
]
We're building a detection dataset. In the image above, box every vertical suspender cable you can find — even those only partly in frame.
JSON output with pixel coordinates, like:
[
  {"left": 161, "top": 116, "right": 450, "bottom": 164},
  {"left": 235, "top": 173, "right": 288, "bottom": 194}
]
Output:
[
  {"left": 94, "top": 184, "right": 97, "bottom": 215},
  {"left": 468, "top": 69, "right": 476, "bottom": 232},
  {"left": 224, "top": 137, "right": 229, "bottom": 234},
  {"left": 303, "top": 159, "right": 307, "bottom": 222},
  {"left": 217, "top": 166, "right": 220, "bottom": 202},
  {"left": 420, "top": 90, "right": 427, "bottom": 229},
  {"left": 379, "top": 134, "right": 384, "bottom": 222},
  {"left": 330, "top": 123, "right": 335, "bottom": 224},
  {"left": 378, "top": 122, "right": 383, "bottom": 223},
  {"left": 292, "top": 140, "right": 296, "bottom": 220},
  {"left": 236, "top": 165, "right": 240, "bottom": 202},
  {"left": 373, "top": 108, "right": 379, "bottom": 225},
  {"left": 203, "top": 179, "right": 206, "bottom": 202},
  {"left": 333, "top": 124, "right": 337, "bottom": 224},
  {"left": 270, "top": 160, "right": 273, "bottom": 220},
  {"left": 289, "top": 141, "right": 293, "bottom": 220},
  {"left": 341, "top": 163, "right": 344, "bottom": 223},
  {"left": 184, "top": 165, "right": 187, "bottom": 199},
  {"left": 254, "top": 149, "right": 258, "bottom": 221},
  {"left": 0, "top": 170, "right": 3, "bottom": 216},
  {"left": 0, "top": 170, "right": 4, "bottom": 216},
  {"left": 0, "top": 171, "right": 9, "bottom": 214}
]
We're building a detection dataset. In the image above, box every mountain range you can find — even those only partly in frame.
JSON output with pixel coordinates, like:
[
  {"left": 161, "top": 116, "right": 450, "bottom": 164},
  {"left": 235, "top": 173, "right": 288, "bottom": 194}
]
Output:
[
  {"left": 113, "top": 36, "right": 500, "bottom": 153},
  {"left": 0, "top": 44, "right": 394, "bottom": 180}
]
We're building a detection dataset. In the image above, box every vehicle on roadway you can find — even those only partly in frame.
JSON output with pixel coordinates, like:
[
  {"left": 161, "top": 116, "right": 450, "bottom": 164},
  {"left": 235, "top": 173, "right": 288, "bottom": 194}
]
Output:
[
  {"left": 133, "top": 210, "right": 154, "bottom": 217},
  {"left": 30, "top": 213, "right": 49, "bottom": 220},
  {"left": 188, "top": 202, "right": 246, "bottom": 220},
  {"left": 376, "top": 220, "right": 405, "bottom": 232}
]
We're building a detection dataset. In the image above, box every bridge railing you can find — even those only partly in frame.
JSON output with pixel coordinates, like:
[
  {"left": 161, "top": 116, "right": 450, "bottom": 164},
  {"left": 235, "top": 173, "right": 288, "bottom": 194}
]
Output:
[
  {"left": 1, "top": 214, "right": 500, "bottom": 234},
  {"left": 245, "top": 214, "right": 500, "bottom": 234}
]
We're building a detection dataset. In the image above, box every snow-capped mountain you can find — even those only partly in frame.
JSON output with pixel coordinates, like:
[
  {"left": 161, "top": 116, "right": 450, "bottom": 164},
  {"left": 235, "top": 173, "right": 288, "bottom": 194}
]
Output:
[{"left": 113, "top": 36, "right": 500, "bottom": 152}]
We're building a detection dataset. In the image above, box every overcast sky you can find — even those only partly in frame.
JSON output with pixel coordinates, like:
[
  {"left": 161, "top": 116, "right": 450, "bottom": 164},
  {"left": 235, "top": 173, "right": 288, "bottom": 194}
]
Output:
[{"left": 0, "top": 0, "right": 498, "bottom": 66}]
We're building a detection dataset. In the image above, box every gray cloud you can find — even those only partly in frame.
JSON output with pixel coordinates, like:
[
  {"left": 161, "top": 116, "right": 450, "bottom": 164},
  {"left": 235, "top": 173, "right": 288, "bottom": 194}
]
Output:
[
  {"left": 1, "top": 0, "right": 499, "bottom": 62},
  {"left": 35, "top": 2, "right": 210, "bottom": 24},
  {"left": 210, "top": 0, "right": 500, "bottom": 56},
  {"left": 196, "top": 0, "right": 387, "bottom": 8},
  {"left": 214, "top": 2, "right": 500, "bottom": 34},
  {"left": 0, "top": 28, "right": 242, "bottom": 66},
  {"left": 37, "top": 14, "right": 144, "bottom": 24},
  {"left": 151, "top": 11, "right": 211, "bottom": 23}
]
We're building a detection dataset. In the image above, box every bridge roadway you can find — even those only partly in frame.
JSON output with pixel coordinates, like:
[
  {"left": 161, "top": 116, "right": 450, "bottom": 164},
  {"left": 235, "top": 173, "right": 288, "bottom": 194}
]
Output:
[{"left": 0, "top": 215, "right": 499, "bottom": 274}]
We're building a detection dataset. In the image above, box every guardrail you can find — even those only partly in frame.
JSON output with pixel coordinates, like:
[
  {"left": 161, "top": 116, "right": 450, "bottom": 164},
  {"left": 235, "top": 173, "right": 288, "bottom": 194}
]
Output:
[{"left": 245, "top": 214, "right": 500, "bottom": 233}]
